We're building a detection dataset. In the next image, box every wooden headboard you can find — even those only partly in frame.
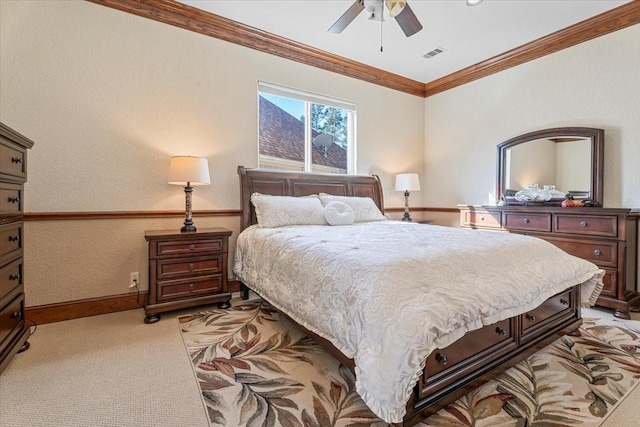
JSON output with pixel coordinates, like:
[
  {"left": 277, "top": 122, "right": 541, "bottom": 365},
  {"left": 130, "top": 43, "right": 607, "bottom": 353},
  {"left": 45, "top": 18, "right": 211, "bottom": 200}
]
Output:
[{"left": 238, "top": 166, "right": 384, "bottom": 231}]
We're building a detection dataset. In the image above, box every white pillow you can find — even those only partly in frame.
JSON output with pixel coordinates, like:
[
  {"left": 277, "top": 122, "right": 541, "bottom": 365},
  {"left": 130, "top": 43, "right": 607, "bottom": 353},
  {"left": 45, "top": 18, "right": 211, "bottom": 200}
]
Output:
[
  {"left": 318, "top": 194, "right": 387, "bottom": 223},
  {"left": 323, "top": 201, "right": 355, "bottom": 226},
  {"left": 250, "top": 193, "right": 327, "bottom": 228}
]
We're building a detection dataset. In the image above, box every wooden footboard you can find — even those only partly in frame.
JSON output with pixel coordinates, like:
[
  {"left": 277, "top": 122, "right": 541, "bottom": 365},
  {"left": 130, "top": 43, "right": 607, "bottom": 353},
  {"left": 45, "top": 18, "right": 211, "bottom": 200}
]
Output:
[{"left": 244, "top": 283, "right": 581, "bottom": 426}]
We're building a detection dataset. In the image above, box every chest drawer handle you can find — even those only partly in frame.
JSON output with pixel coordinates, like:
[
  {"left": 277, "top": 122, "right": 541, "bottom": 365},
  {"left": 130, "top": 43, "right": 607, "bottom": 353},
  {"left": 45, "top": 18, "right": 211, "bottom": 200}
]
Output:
[
  {"left": 480, "top": 216, "right": 485, "bottom": 221},
  {"left": 523, "top": 218, "right": 530, "bottom": 224},
  {"left": 188, "top": 263, "right": 195, "bottom": 270},
  {"left": 8, "top": 196, "right": 20, "bottom": 204},
  {"left": 11, "top": 311, "right": 22, "bottom": 320},
  {"left": 189, "top": 244, "right": 195, "bottom": 250},
  {"left": 593, "top": 249, "right": 601, "bottom": 256},
  {"left": 580, "top": 221, "right": 588, "bottom": 227},
  {"left": 495, "top": 326, "right": 507, "bottom": 336},
  {"left": 9, "top": 273, "right": 21, "bottom": 281},
  {"left": 11, "top": 157, "right": 23, "bottom": 164},
  {"left": 525, "top": 314, "right": 536, "bottom": 322},
  {"left": 9, "top": 235, "right": 20, "bottom": 242},
  {"left": 560, "top": 298, "right": 569, "bottom": 306},
  {"left": 188, "top": 283, "right": 195, "bottom": 290},
  {"left": 435, "top": 353, "right": 448, "bottom": 365}
]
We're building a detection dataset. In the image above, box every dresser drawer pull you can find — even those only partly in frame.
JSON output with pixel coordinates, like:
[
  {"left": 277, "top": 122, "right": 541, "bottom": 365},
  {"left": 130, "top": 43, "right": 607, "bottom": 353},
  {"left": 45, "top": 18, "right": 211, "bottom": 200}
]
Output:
[
  {"left": 189, "top": 244, "right": 195, "bottom": 250},
  {"left": 8, "top": 196, "right": 20, "bottom": 204},
  {"left": 480, "top": 216, "right": 485, "bottom": 221},
  {"left": 495, "top": 326, "right": 507, "bottom": 336},
  {"left": 435, "top": 353, "right": 448, "bottom": 365},
  {"left": 188, "top": 283, "right": 195, "bottom": 290},
  {"left": 11, "top": 157, "right": 23, "bottom": 164},
  {"left": 9, "top": 273, "right": 21, "bottom": 281},
  {"left": 525, "top": 314, "right": 536, "bottom": 322},
  {"left": 188, "top": 263, "right": 195, "bottom": 270},
  {"left": 523, "top": 218, "right": 530, "bottom": 224},
  {"left": 11, "top": 311, "right": 22, "bottom": 320},
  {"left": 580, "top": 221, "right": 588, "bottom": 227},
  {"left": 593, "top": 249, "right": 601, "bottom": 256},
  {"left": 560, "top": 298, "right": 569, "bottom": 306},
  {"left": 9, "top": 235, "right": 20, "bottom": 242}
]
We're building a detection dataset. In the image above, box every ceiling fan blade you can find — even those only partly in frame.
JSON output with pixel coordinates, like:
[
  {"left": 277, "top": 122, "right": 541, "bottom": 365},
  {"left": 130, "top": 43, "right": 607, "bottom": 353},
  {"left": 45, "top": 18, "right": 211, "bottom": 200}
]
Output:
[
  {"left": 395, "top": 2, "right": 423, "bottom": 37},
  {"left": 328, "top": 0, "right": 365, "bottom": 34}
]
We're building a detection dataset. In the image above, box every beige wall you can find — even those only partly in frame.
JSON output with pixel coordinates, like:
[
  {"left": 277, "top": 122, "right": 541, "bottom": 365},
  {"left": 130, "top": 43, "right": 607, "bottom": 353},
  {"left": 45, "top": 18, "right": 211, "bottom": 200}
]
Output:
[
  {"left": 423, "top": 24, "right": 640, "bottom": 209},
  {"left": 0, "top": 1, "right": 425, "bottom": 306}
]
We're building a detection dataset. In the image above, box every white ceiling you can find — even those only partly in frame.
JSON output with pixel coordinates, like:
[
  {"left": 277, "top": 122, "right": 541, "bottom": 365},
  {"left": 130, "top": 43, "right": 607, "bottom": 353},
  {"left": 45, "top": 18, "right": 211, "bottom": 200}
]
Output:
[{"left": 179, "top": 0, "right": 628, "bottom": 83}]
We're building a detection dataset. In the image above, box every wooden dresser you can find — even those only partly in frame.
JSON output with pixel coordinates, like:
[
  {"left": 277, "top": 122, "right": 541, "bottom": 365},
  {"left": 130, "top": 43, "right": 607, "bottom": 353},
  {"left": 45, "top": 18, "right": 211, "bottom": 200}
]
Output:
[
  {"left": 459, "top": 205, "right": 639, "bottom": 319},
  {"left": 0, "top": 123, "right": 34, "bottom": 374},
  {"left": 144, "top": 228, "right": 232, "bottom": 323}
]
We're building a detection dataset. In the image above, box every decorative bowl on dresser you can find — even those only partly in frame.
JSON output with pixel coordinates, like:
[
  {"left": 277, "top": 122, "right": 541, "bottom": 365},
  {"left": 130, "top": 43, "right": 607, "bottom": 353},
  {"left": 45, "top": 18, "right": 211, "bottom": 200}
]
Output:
[
  {"left": 0, "top": 122, "right": 34, "bottom": 374},
  {"left": 143, "top": 228, "right": 232, "bottom": 323},
  {"left": 460, "top": 127, "right": 639, "bottom": 319}
]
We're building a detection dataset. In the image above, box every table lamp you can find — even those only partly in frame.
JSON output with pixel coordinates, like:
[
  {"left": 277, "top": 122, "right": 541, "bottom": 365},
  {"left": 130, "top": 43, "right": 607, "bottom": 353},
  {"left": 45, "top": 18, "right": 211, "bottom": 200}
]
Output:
[
  {"left": 168, "top": 156, "right": 210, "bottom": 232},
  {"left": 395, "top": 173, "right": 420, "bottom": 222}
]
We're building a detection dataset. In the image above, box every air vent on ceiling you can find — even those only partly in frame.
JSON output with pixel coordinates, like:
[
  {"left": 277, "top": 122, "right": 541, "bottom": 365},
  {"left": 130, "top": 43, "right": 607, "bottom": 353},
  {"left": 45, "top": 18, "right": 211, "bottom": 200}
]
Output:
[{"left": 423, "top": 47, "right": 446, "bottom": 59}]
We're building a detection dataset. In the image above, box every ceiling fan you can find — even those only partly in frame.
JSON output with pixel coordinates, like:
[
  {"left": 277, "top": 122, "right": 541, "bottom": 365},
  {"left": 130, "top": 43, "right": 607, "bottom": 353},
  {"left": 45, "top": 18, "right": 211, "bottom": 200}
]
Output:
[{"left": 328, "top": 0, "right": 423, "bottom": 37}]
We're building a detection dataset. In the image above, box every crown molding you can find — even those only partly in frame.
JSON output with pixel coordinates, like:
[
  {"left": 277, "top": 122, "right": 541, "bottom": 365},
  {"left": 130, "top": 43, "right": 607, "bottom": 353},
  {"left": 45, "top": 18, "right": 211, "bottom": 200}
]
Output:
[{"left": 87, "top": 0, "right": 639, "bottom": 98}]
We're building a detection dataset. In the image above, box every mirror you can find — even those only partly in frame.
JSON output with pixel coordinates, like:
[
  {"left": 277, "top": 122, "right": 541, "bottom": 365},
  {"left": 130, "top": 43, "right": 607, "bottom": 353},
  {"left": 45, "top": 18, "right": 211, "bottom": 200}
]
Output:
[{"left": 497, "top": 127, "right": 604, "bottom": 207}]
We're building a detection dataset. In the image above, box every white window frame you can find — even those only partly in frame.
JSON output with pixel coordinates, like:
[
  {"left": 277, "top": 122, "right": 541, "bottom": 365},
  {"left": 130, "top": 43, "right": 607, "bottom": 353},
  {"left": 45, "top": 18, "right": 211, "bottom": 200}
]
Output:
[{"left": 258, "top": 81, "right": 357, "bottom": 174}]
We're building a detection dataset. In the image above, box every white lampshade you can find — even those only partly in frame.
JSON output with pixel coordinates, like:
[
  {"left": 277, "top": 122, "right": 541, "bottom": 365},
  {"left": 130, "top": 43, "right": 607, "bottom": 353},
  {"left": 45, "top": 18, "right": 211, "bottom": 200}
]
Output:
[
  {"left": 168, "top": 156, "right": 211, "bottom": 186},
  {"left": 395, "top": 173, "right": 420, "bottom": 192}
]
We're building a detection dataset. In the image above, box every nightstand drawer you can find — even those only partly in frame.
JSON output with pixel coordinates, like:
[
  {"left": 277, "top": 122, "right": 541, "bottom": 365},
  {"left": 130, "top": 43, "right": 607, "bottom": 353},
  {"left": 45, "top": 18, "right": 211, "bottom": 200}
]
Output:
[
  {"left": 462, "top": 209, "right": 501, "bottom": 229},
  {"left": 156, "top": 255, "right": 223, "bottom": 279},
  {"left": 156, "top": 238, "right": 225, "bottom": 257},
  {"left": 504, "top": 212, "right": 551, "bottom": 232},
  {"left": 157, "top": 275, "right": 223, "bottom": 302},
  {"left": 554, "top": 215, "right": 617, "bottom": 237},
  {"left": 547, "top": 238, "right": 617, "bottom": 268},
  {"left": 0, "top": 258, "right": 22, "bottom": 296}
]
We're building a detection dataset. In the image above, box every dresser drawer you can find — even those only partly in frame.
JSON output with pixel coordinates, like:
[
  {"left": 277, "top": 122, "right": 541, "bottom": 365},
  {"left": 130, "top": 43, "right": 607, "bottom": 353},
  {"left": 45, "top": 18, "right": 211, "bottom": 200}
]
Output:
[
  {"left": 156, "top": 255, "right": 223, "bottom": 279},
  {"left": 0, "top": 186, "right": 22, "bottom": 215},
  {"left": 546, "top": 238, "right": 617, "bottom": 268},
  {"left": 461, "top": 209, "right": 501, "bottom": 229},
  {"left": 420, "top": 318, "right": 516, "bottom": 398},
  {"left": 0, "top": 293, "right": 24, "bottom": 349},
  {"left": 554, "top": 215, "right": 617, "bottom": 238},
  {"left": 157, "top": 275, "right": 223, "bottom": 302},
  {"left": 0, "top": 258, "right": 22, "bottom": 296},
  {"left": 0, "top": 142, "right": 26, "bottom": 180},
  {"left": 521, "top": 289, "right": 575, "bottom": 341},
  {"left": 504, "top": 212, "right": 551, "bottom": 232},
  {"left": 155, "top": 238, "right": 225, "bottom": 257},
  {"left": 0, "top": 222, "right": 22, "bottom": 262}
]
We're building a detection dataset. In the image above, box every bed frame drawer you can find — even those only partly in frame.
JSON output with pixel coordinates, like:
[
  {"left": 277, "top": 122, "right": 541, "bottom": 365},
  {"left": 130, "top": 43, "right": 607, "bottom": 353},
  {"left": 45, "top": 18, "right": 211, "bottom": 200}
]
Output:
[
  {"left": 419, "top": 318, "right": 517, "bottom": 399},
  {"left": 520, "top": 287, "right": 578, "bottom": 343}
]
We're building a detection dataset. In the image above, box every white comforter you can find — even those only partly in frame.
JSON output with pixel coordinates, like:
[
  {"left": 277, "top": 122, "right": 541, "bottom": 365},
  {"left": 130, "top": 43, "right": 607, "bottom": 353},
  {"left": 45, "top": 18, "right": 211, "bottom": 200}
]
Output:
[{"left": 233, "top": 221, "right": 604, "bottom": 423}]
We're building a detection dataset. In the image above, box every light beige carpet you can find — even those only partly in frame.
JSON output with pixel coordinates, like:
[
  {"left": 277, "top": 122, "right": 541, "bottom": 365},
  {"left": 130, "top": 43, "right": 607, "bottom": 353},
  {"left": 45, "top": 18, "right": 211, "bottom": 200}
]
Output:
[
  {"left": 180, "top": 300, "right": 640, "bottom": 427},
  {"left": 0, "top": 301, "right": 637, "bottom": 427}
]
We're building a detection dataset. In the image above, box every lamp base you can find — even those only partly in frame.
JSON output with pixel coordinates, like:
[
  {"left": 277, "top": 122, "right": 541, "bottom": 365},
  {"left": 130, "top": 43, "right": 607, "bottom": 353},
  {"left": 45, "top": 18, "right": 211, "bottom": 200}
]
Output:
[
  {"left": 401, "top": 213, "right": 412, "bottom": 222},
  {"left": 180, "top": 224, "right": 197, "bottom": 233}
]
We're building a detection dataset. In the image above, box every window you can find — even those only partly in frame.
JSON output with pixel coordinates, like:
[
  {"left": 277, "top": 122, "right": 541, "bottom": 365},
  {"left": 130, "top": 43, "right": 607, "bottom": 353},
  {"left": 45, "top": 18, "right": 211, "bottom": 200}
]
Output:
[{"left": 258, "top": 82, "right": 356, "bottom": 174}]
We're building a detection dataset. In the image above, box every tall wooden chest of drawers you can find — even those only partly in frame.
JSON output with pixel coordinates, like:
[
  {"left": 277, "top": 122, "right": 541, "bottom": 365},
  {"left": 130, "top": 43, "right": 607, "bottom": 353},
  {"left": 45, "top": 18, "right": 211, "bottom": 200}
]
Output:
[
  {"left": 459, "top": 205, "right": 639, "bottom": 319},
  {"left": 0, "top": 123, "right": 34, "bottom": 374},
  {"left": 144, "top": 228, "right": 232, "bottom": 323}
]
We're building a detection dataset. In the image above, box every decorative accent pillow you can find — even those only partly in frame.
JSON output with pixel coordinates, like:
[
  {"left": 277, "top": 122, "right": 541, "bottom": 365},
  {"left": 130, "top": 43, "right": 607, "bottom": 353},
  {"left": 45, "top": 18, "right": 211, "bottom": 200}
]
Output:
[
  {"left": 250, "top": 193, "right": 327, "bottom": 228},
  {"left": 319, "top": 194, "right": 387, "bottom": 223},
  {"left": 323, "top": 201, "right": 355, "bottom": 226}
]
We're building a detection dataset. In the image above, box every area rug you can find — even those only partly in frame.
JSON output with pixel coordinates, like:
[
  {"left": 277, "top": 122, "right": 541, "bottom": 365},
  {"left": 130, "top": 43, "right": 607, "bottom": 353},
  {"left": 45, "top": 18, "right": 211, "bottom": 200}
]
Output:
[{"left": 178, "top": 300, "right": 640, "bottom": 427}]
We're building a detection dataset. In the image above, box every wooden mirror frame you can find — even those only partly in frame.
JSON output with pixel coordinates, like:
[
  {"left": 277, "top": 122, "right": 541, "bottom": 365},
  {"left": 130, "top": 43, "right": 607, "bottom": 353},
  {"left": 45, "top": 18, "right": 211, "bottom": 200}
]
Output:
[{"left": 497, "top": 127, "right": 604, "bottom": 207}]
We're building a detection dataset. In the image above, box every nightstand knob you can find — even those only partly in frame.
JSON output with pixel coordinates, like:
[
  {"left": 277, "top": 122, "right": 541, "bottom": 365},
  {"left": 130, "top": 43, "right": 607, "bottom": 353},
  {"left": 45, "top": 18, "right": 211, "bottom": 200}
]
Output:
[
  {"left": 495, "top": 326, "right": 507, "bottom": 336},
  {"left": 189, "top": 244, "right": 195, "bottom": 250},
  {"left": 188, "top": 263, "right": 195, "bottom": 270},
  {"left": 580, "top": 221, "right": 588, "bottom": 227},
  {"left": 435, "top": 353, "right": 448, "bottom": 365},
  {"left": 523, "top": 218, "right": 530, "bottom": 224},
  {"left": 188, "top": 283, "right": 195, "bottom": 290},
  {"left": 593, "top": 249, "right": 601, "bottom": 256}
]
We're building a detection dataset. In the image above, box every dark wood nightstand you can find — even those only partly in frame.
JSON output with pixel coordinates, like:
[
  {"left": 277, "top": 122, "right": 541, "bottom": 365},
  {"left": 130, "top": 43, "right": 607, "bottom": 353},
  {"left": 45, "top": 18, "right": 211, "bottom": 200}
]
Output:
[{"left": 143, "top": 228, "right": 232, "bottom": 323}]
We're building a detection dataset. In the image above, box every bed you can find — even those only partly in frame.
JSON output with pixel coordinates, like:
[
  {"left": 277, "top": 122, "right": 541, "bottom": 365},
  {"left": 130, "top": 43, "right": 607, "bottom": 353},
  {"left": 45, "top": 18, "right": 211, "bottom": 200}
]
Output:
[{"left": 233, "top": 166, "right": 604, "bottom": 426}]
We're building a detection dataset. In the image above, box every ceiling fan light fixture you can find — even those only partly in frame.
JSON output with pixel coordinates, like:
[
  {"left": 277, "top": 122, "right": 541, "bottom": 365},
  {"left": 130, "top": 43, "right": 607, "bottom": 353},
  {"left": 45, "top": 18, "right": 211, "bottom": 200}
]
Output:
[
  {"left": 466, "top": 0, "right": 484, "bottom": 6},
  {"left": 385, "top": 0, "right": 406, "bottom": 18}
]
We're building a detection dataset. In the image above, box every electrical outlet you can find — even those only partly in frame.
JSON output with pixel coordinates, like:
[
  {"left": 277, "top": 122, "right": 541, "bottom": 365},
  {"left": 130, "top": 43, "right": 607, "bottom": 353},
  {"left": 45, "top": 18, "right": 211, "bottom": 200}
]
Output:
[{"left": 129, "top": 272, "right": 140, "bottom": 290}]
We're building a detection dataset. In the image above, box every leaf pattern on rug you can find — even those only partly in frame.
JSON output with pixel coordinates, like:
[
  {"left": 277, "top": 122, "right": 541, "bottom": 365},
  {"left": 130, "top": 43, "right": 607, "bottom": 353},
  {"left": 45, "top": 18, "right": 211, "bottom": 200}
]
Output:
[{"left": 179, "top": 301, "right": 640, "bottom": 427}]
